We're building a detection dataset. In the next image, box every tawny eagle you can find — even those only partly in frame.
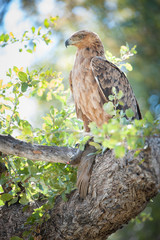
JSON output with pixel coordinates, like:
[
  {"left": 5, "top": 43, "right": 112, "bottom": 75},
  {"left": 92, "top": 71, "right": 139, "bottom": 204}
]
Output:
[
  {"left": 65, "top": 30, "right": 141, "bottom": 132},
  {"left": 65, "top": 30, "right": 142, "bottom": 198}
]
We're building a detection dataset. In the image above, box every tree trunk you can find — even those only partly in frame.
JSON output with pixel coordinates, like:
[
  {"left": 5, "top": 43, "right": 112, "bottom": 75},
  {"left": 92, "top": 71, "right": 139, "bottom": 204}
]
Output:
[{"left": 0, "top": 135, "right": 160, "bottom": 240}]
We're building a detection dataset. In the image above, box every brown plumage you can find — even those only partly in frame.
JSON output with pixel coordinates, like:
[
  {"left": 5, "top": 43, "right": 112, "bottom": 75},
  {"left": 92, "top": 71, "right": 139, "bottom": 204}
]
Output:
[
  {"left": 65, "top": 30, "right": 141, "bottom": 132},
  {"left": 65, "top": 30, "right": 142, "bottom": 198}
]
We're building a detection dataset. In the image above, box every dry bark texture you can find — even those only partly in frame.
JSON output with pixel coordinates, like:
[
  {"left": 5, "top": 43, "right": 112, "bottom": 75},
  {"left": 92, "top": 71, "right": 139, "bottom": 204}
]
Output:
[
  {"left": 0, "top": 134, "right": 77, "bottom": 163},
  {"left": 0, "top": 135, "right": 160, "bottom": 240}
]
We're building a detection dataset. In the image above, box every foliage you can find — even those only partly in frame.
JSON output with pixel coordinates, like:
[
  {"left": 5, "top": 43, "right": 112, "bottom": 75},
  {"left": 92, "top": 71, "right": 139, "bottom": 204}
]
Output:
[
  {"left": 88, "top": 89, "right": 159, "bottom": 158},
  {"left": 0, "top": 16, "right": 58, "bottom": 52},
  {"left": 0, "top": 18, "right": 80, "bottom": 238},
  {"left": 106, "top": 44, "right": 137, "bottom": 71},
  {"left": 0, "top": 18, "right": 159, "bottom": 239}
]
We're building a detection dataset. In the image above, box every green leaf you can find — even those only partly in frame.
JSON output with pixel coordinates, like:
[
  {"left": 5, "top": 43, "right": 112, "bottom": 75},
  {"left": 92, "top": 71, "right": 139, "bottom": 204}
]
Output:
[
  {"left": 112, "top": 87, "right": 116, "bottom": 95},
  {"left": 26, "top": 49, "right": 33, "bottom": 53},
  {"left": 22, "top": 126, "right": 32, "bottom": 136},
  {"left": 125, "top": 108, "right": 135, "bottom": 118},
  {"left": 31, "top": 26, "right": 35, "bottom": 34},
  {"left": 44, "top": 19, "right": 49, "bottom": 28},
  {"left": 103, "top": 102, "right": 115, "bottom": 115},
  {"left": 31, "top": 80, "right": 39, "bottom": 87},
  {"left": 28, "top": 166, "right": 37, "bottom": 175},
  {"left": 119, "top": 101, "right": 124, "bottom": 106},
  {"left": 61, "top": 192, "right": 67, "bottom": 202},
  {"left": 108, "top": 95, "right": 114, "bottom": 101},
  {"left": 4, "top": 34, "right": 9, "bottom": 42},
  {"left": 131, "top": 45, "right": 137, "bottom": 54},
  {"left": 38, "top": 26, "right": 42, "bottom": 35},
  {"left": 0, "top": 193, "right": 13, "bottom": 202},
  {"left": 13, "top": 66, "right": 19, "bottom": 73},
  {"left": 114, "top": 145, "right": 125, "bottom": 158},
  {"left": 33, "top": 42, "right": 36, "bottom": 51},
  {"left": 117, "top": 90, "right": 124, "bottom": 100},
  {"left": 102, "top": 138, "right": 116, "bottom": 148},
  {"left": 50, "top": 16, "right": 59, "bottom": 23},
  {"left": 125, "top": 63, "right": 133, "bottom": 71},
  {"left": 89, "top": 141, "right": 102, "bottom": 150},
  {"left": 0, "top": 199, "right": 5, "bottom": 206},
  {"left": 11, "top": 236, "right": 23, "bottom": 240},
  {"left": 22, "top": 30, "right": 28, "bottom": 38},
  {"left": 19, "top": 193, "right": 29, "bottom": 205},
  {"left": 138, "top": 158, "right": 145, "bottom": 165},
  {"left": 0, "top": 33, "right": 4, "bottom": 42},
  {"left": 127, "top": 136, "right": 137, "bottom": 149},
  {"left": 47, "top": 91, "right": 52, "bottom": 101},
  {"left": 136, "top": 138, "right": 145, "bottom": 148},
  {"left": 8, "top": 196, "right": 18, "bottom": 206},
  {"left": 21, "top": 82, "right": 28, "bottom": 92},
  {"left": 120, "top": 45, "right": 128, "bottom": 54},
  {"left": 134, "top": 150, "right": 141, "bottom": 157},
  {"left": 18, "top": 71, "right": 27, "bottom": 82},
  {"left": 145, "top": 111, "right": 154, "bottom": 123}
]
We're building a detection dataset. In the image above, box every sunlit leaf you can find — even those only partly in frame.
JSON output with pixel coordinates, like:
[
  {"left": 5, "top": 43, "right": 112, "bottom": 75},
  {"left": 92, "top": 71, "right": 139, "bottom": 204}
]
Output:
[
  {"left": 112, "top": 87, "right": 116, "bottom": 95},
  {"left": 0, "top": 79, "right": 3, "bottom": 88},
  {"left": 89, "top": 141, "right": 102, "bottom": 150},
  {"left": 26, "top": 49, "right": 33, "bottom": 53},
  {"left": 11, "top": 237, "right": 23, "bottom": 240},
  {"left": 131, "top": 45, "right": 137, "bottom": 54},
  {"left": 114, "top": 145, "right": 125, "bottom": 158},
  {"left": 103, "top": 102, "right": 115, "bottom": 115},
  {"left": 18, "top": 71, "right": 27, "bottom": 82},
  {"left": 117, "top": 90, "right": 124, "bottom": 100},
  {"left": 19, "top": 193, "right": 29, "bottom": 205},
  {"left": 124, "top": 63, "right": 133, "bottom": 71},
  {"left": 120, "top": 45, "right": 129, "bottom": 54},
  {"left": 38, "top": 26, "right": 42, "bottom": 35},
  {"left": 125, "top": 108, "right": 135, "bottom": 118},
  {"left": 31, "top": 26, "right": 35, "bottom": 34},
  {"left": 9, "top": 32, "right": 14, "bottom": 38},
  {"left": 0, "top": 193, "right": 12, "bottom": 202},
  {"left": 47, "top": 91, "right": 52, "bottom": 101},
  {"left": 4, "top": 34, "right": 9, "bottom": 42},
  {"left": 108, "top": 95, "right": 114, "bottom": 101},
  {"left": 44, "top": 19, "right": 50, "bottom": 28},
  {"left": 0, "top": 199, "right": 5, "bottom": 206},
  {"left": 13, "top": 66, "right": 19, "bottom": 73},
  {"left": 8, "top": 196, "right": 18, "bottom": 206},
  {"left": 144, "top": 111, "right": 154, "bottom": 123}
]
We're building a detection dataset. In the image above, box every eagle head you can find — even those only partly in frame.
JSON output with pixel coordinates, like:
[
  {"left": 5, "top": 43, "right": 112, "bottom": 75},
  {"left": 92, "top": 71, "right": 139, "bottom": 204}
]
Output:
[{"left": 65, "top": 30, "right": 102, "bottom": 49}]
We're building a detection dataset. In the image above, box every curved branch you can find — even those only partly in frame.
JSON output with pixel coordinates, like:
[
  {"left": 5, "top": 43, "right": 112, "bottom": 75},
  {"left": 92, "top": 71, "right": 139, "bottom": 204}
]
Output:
[{"left": 0, "top": 134, "right": 79, "bottom": 164}]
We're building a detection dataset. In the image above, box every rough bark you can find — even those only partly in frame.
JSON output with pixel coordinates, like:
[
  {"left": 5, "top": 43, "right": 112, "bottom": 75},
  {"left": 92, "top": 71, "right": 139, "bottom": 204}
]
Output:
[
  {"left": 0, "top": 134, "right": 78, "bottom": 163},
  {"left": 0, "top": 135, "right": 160, "bottom": 240}
]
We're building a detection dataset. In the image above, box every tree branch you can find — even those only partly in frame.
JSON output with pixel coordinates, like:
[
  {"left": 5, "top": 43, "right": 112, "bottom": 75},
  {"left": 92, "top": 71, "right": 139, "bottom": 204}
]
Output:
[
  {"left": 0, "top": 135, "right": 160, "bottom": 240},
  {"left": 0, "top": 134, "right": 79, "bottom": 164}
]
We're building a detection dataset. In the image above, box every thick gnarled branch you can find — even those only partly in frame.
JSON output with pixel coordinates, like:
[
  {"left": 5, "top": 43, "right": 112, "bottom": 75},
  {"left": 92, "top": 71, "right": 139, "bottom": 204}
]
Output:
[{"left": 0, "top": 135, "right": 160, "bottom": 240}]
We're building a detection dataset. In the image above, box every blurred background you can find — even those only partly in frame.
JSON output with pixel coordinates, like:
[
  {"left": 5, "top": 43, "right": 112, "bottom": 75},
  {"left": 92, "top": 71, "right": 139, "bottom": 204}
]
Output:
[{"left": 0, "top": 0, "right": 160, "bottom": 239}]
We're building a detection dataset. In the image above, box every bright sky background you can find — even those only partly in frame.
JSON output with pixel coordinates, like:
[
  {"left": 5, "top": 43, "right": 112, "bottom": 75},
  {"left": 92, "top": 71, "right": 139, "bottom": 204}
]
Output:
[
  {"left": 0, "top": 0, "right": 62, "bottom": 124},
  {"left": 0, "top": 0, "right": 60, "bottom": 79}
]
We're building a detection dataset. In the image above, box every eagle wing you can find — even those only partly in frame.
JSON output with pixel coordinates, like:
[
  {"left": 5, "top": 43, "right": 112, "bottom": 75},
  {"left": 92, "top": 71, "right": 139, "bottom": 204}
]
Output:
[{"left": 91, "top": 56, "right": 142, "bottom": 120}]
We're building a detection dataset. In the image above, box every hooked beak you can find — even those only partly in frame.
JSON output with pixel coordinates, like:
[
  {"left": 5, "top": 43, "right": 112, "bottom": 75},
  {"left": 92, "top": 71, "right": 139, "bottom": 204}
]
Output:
[{"left": 65, "top": 39, "right": 70, "bottom": 48}]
